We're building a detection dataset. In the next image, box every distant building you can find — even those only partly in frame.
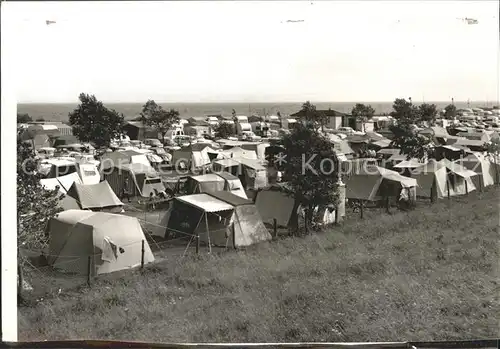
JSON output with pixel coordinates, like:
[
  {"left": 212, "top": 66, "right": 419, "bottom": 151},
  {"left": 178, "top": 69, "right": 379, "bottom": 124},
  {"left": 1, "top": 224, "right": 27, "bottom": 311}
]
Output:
[
  {"left": 290, "top": 108, "right": 348, "bottom": 130},
  {"left": 122, "top": 121, "right": 159, "bottom": 141}
]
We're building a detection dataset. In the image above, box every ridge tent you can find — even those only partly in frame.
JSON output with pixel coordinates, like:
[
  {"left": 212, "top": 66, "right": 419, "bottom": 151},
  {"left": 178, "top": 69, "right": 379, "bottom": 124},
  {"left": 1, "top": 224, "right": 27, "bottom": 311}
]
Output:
[
  {"left": 66, "top": 180, "right": 124, "bottom": 213},
  {"left": 156, "top": 192, "right": 271, "bottom": 248},
  {"left": 40, "top": 172, "right": 83, "bottom": 194},
  {"left": 395, "top": 159, "right": 477, "bottom": 199},
  {"left": 456, "top": 153, "right": 498, "bottom": 188},
  {"left": 52, "top": 135, "right": 79, "bottom": 148},
  {"left": 345, "top": 165, "right": 417, "bottom": 201},
  {"left": 103, "top": 163, "right": 165, "bottom": 198},
  {"left": 47, "top": 210, "right": 154, "bottom": 276},
  {"left": 212, "top": 157, "right": 268, "bottom": 190},
  {"left": 217, "top": 146, "right": 258, "bottom": 160},
  {"left": 240, "top": 142, "right": 270, "bottom": 160}
]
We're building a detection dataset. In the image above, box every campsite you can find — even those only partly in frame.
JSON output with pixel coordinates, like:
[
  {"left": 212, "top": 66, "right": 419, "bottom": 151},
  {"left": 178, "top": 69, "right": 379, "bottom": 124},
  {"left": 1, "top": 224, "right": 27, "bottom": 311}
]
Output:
[{"left": 15, "top": 98, "right": 500, "bottom": 342}]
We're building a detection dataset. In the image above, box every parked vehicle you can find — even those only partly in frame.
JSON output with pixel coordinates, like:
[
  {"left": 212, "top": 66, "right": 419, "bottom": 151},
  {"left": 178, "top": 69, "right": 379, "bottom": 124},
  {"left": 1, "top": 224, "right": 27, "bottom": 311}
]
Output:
[{"left": 144, "top": 138, "right": 163, "bottom": 148}]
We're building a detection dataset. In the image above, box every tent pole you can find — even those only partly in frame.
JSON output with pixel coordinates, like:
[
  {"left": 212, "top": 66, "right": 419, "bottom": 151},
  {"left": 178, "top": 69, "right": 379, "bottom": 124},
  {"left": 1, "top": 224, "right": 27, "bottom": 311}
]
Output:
[{"left": 205, "top": 213, "right": 212, "bottom": 254}]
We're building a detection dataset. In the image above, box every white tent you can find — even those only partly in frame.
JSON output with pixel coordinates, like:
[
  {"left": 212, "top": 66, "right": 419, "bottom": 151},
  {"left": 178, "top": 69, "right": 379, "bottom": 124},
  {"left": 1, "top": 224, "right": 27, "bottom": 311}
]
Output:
[
  {"left": 47, "top": 210, "right": 155, "bottom": 276},
  {"left": 456, "top": 153, "right": 498, "bottom": 188},
  {"left": 40, "top": 172, "right": 83, "bottom": 194}
]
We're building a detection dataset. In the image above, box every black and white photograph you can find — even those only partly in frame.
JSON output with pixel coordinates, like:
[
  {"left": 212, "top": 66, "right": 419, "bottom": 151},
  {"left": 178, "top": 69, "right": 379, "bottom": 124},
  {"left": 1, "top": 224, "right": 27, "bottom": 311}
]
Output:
[{"left": 1, "top": 0, "right": 499, "bottom": 347}]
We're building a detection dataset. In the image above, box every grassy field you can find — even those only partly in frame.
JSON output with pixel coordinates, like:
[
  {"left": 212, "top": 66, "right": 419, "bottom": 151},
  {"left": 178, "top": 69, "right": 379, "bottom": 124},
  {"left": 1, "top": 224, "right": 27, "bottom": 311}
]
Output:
[{"left": 19, "top": 187, "right": 499, "bottom": 342}]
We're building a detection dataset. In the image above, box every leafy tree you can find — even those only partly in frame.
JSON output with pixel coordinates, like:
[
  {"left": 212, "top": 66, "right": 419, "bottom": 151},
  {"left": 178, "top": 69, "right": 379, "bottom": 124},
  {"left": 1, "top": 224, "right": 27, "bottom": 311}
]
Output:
[
  {"left": 444, "top": 104, "right": 457, "bottom": 119},
  {"left": 418, "top": 103, "right": 438, "bottom": 125},
  {"left": 35, "top": 117, "right": 46, "bottom": 122},
  {"left": 390, "top": 98, "right": 421, "bottom": 122},
  {"left": 140, "top": 100, "right": 180, "bottom": 142},
  {"left": 389, "top": 99, "right": 434, "bottom": 161},
  {"left": 486, "top": 138, "right": 500, "bottom": 185},
  {"left": 351, "top": 103, "right": 375, "bottom": 132},
  {"left": 17, "top": 140, "right": 63, "bottom": 255},
  {"left": 17, "top": 113, "right": 32, "bottom": 123},
  {"left": 213, "top": 122, "right": 236, "bottom": 139},
  {"left": 296, "top": 101, "right": 328, "bottom": 131},
  {"left": 281, "top": 123, "right": 340, "bottom": 233},
  {"left": 68, "top": 93, "right": 124, "bottom": 149}
]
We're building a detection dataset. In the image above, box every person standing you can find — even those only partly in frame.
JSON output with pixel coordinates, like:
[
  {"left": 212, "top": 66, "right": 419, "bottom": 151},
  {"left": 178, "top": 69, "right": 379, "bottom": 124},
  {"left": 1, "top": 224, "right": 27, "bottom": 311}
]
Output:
[{"left": 121, "top": 178, "right": 131, "bottom": 203}]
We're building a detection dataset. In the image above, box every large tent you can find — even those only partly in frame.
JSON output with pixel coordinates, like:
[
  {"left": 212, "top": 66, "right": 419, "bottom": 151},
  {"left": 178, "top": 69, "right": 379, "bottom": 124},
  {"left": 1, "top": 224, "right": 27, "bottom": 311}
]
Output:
[
  {"left": 212, "top": 157, "right": 268, "bottom": 190},
  {"left": 103, "top": 163, "right": 165, "bottom": 198},
  {"left": 393, "top": 159, "right": 478, "bottom": 199},
  {"left": 99, "top": 150, "right": 152, "bottom": 171},
  {"left": 156, "top": 192, "right": 271, "bottom": 248},
  {"left": 184, "top": 172, "right": 248, "bottom": 199},
  {"left": 171, "top": 143, "right": 214, "bottom": 169},
  {"left": 217, "top": 146, "right": 258, "bottom": 160},
  {"left": 47, "top": 210, "right": 154, "bottom": 276},
  {"left": 65, "top": 180, "right": 124, "bottom": 213},
  {"left": 456, "top": 153, "right": 499, "bottom": 189},
  {"left": 345, "top": 165, "right": 418, "bottom": 201}
]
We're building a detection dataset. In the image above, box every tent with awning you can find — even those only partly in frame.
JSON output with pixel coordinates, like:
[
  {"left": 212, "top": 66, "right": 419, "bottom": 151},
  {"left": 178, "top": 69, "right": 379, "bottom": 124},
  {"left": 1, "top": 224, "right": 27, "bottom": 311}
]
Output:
[{"left": 156, "top": 192, "right": 271, "bottom": 248}]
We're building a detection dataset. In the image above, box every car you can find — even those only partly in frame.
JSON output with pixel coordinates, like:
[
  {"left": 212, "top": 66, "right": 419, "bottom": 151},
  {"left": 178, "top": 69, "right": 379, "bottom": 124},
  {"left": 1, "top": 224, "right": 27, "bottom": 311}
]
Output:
[
  {"left": 144, "top": 138, "right": 163, "bottom": 148},
  {"left": 337, "top": 127, "right": 355, "bottom": 135},
  {"left": 130, "top": 140, "right": 150, "bottom": 149}
]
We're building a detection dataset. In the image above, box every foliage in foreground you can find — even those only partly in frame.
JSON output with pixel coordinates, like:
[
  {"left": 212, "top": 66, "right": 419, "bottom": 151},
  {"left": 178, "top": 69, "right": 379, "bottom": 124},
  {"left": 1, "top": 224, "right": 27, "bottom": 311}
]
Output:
[
  {"left": 17, "top": 140, "right": 63, "bottom": 253},
  {"left": 19, "top": 185, "right": 499, "bottom": 342}
]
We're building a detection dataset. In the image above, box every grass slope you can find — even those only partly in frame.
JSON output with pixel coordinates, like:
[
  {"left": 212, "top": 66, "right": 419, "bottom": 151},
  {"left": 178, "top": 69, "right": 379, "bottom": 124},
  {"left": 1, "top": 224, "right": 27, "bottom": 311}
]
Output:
[{"left": 19, "top": 188, "right": 500, "bottom": 342}]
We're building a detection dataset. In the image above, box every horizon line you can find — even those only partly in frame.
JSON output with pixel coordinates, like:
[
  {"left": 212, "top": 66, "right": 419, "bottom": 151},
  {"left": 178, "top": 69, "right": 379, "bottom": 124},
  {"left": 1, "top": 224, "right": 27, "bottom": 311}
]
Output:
[{"left": 17, "top": 100, "right": 497, "bottom": 105}]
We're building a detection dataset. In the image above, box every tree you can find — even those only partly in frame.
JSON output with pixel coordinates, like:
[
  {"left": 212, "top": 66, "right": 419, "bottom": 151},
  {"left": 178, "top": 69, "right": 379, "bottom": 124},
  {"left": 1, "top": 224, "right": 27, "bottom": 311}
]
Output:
[
  {"left": 296, "top": 101, "right": 328, "bottom": 131},
  {"left": 17, "top": 113, "right": 32, "bottom": 123},
  {"left": 486, "top": 138, "right": 500, "bottom": 185},
  {"left": 351, "top": 103, "right": 375, "bottom": 132},
  {"left": 68, "top": 93, "right": 124, "bottom": 149},
  {"left": 17, "top": 139, "right": 63, "bottom": 255},
  {"left": 35, "top": 117, "right": 45, "bottom": 122},
  {"left": 418, "top": 103, "right": 438, "bottom": 125},
  {"left": 213, "top": 122, "right": 236, "bottom": 139},
  {"left": 444, "top": 104, "right": 457, "bottom": 119},
  {"left": 390, "top": 98, "right": 423, "bottom": 122},
  {"left": 281, "top": 123, "right": 340, "bottom": 233},
  {"left": 389, "top": 98, "right": 434, "bottom": 161},
  {"left": 140, "top": 100, "right": 180, "bottom": 142}
]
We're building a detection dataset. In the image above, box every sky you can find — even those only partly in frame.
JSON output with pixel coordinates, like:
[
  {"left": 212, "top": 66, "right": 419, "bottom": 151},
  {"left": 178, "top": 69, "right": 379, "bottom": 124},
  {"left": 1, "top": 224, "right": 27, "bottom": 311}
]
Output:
[{"left": 2, "top": 1, "right": 499, "bottom": 103}]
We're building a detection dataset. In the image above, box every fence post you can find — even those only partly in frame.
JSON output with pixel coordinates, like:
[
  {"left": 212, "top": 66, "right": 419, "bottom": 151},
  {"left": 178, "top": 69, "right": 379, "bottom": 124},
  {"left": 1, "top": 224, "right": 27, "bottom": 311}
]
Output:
[
  {"left": 273, "top": 218, "right": 277, "bottom": 239},
  {"left": 465, "top": 179, "right": 468, "bottom": 195},
  {"left": 196, "top": 235, "right": 200, "bottom": 254},
  {"left": 430, "top": 181, "right": 435, "bottom": 203},
  {"left": 87, "top": 256, "right": 92, "bottom": 287},
  {"left": 385, "top": 196, "right": 390, "bottom": 214},
  {"left": 447, "top": 179, "right": 451, "bottom": 200},
  {"left": 335, "top": 206, "right": 339, "bottom": 225},
  {"left": 360, "top": 200, "right": 364, "bottom": 219},
  {"left": 141, "top": 239, "right": 145, "bottom": 269}
]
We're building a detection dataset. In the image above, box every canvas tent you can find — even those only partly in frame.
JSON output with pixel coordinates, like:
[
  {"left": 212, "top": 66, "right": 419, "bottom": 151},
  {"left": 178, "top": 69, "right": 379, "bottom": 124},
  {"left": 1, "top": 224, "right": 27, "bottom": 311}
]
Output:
[
  {"left": 40, "top": 172, "right": 83, "bottom": 194},
  {"left": 254, "top": 181, "right": 347, "bottom": 228},
  {"left": 47, "top": 210, "right": 154, "bottom": 276},
  {"left": 103, "top": 163, "right": 165, "bottom": 198},
  {"left": 217, "top": 146, "right": 258, "bottom": 160},
  {"left": 156, "top": 192, "right": 271, "bottom": 248},
  {"left": 65, "top": 181, "right": 124, "bottom": 212},
  {"left": 345, "top": 165, "right": 417, "bottom": 201},
  {"left": 456, "top": 153, "right": 499, "bottom": 189},
  {"left": 184, "top": 172, "right": 248, "bottom": 199},
  {"left": 240, "top": 142, "right": 270, "bottom": 160},
  {"left": 99, "top": 150, "right": 152, "bottom": 171},
  {"left": 52, "top": 135, "right": 79, "bottom": 148},
  {"left": 394, "top": 159, "right": 477, "bottom": 199},
  {"left": 170, "top": 143, "right": 214, "bottom": 169},
  {"left": 212, "top": 157, "right": 268, "bottom": 190}
]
